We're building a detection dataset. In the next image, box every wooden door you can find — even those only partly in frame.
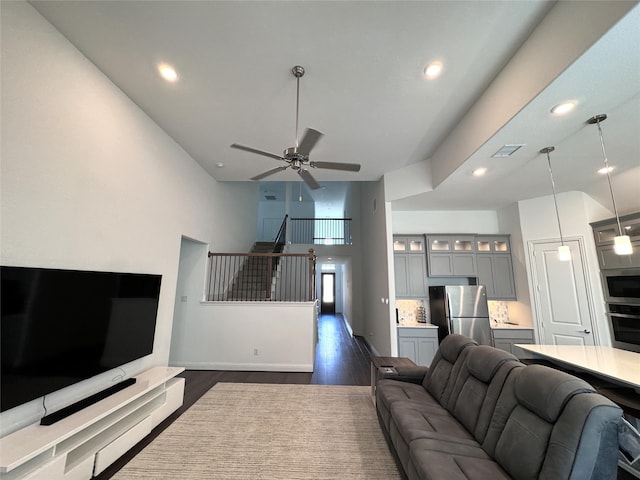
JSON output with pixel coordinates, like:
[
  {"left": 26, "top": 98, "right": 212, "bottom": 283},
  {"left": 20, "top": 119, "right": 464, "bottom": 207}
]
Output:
[{"left": 531, "top": 239, "right": 595, "bottom": 346}]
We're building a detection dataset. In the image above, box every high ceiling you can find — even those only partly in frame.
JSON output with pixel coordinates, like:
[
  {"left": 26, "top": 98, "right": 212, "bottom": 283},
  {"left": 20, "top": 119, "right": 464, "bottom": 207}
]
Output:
[{"left": 29, "top": 0, "right": 640, "bottom": 213}]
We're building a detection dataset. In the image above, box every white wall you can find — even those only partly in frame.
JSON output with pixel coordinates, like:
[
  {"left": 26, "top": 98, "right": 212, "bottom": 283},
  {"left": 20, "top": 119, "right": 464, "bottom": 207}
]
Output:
[
  {"left": 391, "top": 210, "right": 499, "bottom": 234},
  {"left": 0, "top": 2, "right": 257, "bottom": 434},
  {"left": 359, "top": 180, "right": 396, "bottom": 356}
]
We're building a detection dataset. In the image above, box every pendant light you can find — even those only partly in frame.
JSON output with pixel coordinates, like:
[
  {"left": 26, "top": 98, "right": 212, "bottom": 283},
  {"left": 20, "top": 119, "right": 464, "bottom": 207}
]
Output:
[
  {"left": 587, "top": 114, "right": 632, "bottom": 255},
  {"left": 298, "top": 183, "right": 303, "bottom": 202},
  {"left": 540, "top": 147, "right": 571, "bottom": 261}
]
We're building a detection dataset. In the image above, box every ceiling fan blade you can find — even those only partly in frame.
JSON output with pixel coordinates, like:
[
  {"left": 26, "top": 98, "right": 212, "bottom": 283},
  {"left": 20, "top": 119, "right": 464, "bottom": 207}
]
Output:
[
  {"left": 251, "top": 166, "right": 289, "bottom": 181},
  {"left": 298, "top": 169, "right": 321, "bottom": 190},
  {"left": 297, "top": 129, "right": 324, "bottom": 157},
  {"left": 230, "top": 143, "right": 284, "bottom": 161},
  {"left": 310, "top": 161, "right": 361, "bottom": 172}
]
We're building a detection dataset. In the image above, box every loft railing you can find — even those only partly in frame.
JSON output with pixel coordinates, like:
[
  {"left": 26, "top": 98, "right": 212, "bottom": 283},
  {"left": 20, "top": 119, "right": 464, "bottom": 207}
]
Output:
[
  {"left": 289, "top": 218, "right": 352, "bottom": 245},
  {"left": 207, "top": 249, "right": 316, "bottom": 302}
]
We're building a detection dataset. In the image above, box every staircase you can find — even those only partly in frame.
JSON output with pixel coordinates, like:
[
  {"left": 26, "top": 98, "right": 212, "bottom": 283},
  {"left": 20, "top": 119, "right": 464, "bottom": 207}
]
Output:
[{"left": 225, "top": 242, "right": 277, "bottom": 300}]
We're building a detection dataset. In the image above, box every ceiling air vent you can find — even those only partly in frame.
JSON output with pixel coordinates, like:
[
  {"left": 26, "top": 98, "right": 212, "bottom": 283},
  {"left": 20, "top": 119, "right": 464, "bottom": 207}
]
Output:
[{"left": 492, "top": 144, "right": 525, "bottom": 158}]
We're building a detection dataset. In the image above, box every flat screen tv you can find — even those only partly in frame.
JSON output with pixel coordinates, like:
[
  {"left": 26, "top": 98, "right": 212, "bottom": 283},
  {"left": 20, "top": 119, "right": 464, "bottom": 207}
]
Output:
[{"left": 1, "top": 266, "right": 161, "bottom": 412}]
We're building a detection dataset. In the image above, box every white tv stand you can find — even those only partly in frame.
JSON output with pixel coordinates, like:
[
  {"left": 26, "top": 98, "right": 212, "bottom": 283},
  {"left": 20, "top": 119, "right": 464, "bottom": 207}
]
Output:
[{"left": 0, "top": 366, "right": 185, "bottom": 480}]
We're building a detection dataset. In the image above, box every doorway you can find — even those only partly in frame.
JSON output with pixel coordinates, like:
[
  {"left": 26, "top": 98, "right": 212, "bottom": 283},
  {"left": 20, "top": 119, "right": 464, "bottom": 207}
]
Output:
[
  {"left": 529, "top": 238, "right": 596, "bottom": 346},
  {"left": 321, "top": 273, "right": 336, "bottom": 314}
]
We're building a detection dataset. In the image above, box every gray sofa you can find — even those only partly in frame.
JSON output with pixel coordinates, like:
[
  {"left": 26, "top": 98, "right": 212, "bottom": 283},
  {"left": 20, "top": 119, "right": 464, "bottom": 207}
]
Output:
[{"left": 376, "top": 334, "right": 623, "bottom": 480}]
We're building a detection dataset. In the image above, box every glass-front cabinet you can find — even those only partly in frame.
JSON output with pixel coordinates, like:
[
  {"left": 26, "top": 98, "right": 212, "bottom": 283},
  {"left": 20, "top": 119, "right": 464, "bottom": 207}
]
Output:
[
  {"left": 394, "top": 235, "right": 427, "bottom": 298},
  {"left": 394, "top": 236, "right": 425, "bottom": 253},
  {"left": 427, "top": 235, "right": 477, "bottom": 277},
  {"left": 476, "top": 236, "right": 510, "bottom": 253},
  {"left": 475, "top": 235, "right": 516, "bottom": 300},
  {"left": 424, "top": 234, "right": 516, "bottom": 300}
]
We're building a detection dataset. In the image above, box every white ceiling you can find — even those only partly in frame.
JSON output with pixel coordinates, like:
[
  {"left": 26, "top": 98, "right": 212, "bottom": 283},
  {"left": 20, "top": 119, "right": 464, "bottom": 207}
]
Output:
[{"left": 29, "top": 1, "right": 640, "bottom": 213}]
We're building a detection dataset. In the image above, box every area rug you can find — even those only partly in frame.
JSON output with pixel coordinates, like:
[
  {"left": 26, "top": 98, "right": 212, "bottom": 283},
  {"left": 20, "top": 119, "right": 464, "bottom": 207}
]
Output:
[{"left": 112, "top": 383, "right": 402, "bottom": 479}]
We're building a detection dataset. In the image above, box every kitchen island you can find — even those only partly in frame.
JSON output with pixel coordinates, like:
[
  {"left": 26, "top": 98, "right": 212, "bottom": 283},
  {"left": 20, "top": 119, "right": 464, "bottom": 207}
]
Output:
[{"left": 516, "top": 344, "right": 640, "bottom": 390}]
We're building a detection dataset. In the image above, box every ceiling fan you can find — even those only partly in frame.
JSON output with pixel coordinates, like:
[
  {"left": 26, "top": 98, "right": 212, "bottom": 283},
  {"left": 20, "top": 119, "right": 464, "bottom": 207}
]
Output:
[{"left": 230, "top": 65, "right": 361, "bottom": 190}]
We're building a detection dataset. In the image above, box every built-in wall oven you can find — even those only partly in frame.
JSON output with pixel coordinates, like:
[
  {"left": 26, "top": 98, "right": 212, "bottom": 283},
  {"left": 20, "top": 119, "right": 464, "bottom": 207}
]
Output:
[
  {"left": 604, "top": 269, "right": 640, "bottom": 304},
  {"left": 604, "top": 269, "right": 640, "bottom": 353}
]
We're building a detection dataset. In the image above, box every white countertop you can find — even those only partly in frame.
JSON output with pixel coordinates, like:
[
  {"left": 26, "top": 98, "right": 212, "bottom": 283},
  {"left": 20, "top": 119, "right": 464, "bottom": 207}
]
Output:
[
  {"left": 491, "top": 323, "right": 533, "bottom": 330},
  {"left": 397, "top": 321, "right": 438, "bottom": 328},
  {"left": 516, "top": 344, "right": 640, "bottom": 389}
]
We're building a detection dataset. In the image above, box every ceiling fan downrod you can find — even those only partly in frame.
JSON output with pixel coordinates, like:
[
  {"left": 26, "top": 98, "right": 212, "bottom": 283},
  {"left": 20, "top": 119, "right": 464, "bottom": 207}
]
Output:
[{"left": 292, "top": 66, "right": 305, "bottom": 150}]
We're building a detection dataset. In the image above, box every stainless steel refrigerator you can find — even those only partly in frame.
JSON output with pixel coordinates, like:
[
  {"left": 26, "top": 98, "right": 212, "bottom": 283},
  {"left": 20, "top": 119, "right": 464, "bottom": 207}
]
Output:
[{"left": 428, "top": 285, "right": 492, "bottom": 346}]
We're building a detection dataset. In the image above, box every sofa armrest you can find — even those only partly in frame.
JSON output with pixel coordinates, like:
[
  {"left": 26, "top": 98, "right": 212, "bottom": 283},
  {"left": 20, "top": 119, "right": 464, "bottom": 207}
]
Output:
[{"left": 379, "top": 365, "right": 429, "bottom": 384}]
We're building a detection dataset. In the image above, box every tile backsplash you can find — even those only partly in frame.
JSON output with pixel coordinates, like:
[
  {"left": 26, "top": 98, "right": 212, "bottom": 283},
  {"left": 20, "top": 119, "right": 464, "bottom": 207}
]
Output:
[
  {"left": 396, "top": 299, "right": 428, "bottom": 323},
  {"left": 488, "top": 301, "right": 509, "bottom": 324}
]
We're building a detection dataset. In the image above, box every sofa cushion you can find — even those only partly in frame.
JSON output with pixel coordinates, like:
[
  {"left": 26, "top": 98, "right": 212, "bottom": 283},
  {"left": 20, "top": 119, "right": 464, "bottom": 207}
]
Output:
[
  {"left": 486, "top": 365, "right": 622, "bottom": 480},
  {"left": 422, "top": 334, "right": 477, "bottom": 404},
  {"left": 447, "top": 346, "right": 523, "bottom": 443},
  {"left": 376, "top": 379, "right": 438, "bottom": 432},
  {"left": 389, "top": 399, "right": 477, "bottom": 471},
  {"left": 514, "top": 364, "right": 594, "bottom": 422},
  {"left": 408, "top": 439, "right": 510, "bottom": 480}
]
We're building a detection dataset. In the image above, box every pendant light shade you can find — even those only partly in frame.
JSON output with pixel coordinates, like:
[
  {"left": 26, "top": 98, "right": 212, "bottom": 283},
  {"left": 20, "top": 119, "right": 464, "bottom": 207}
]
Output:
[
  {"left": 558, "top": 245, "right": 572, "bottom": 261},
  {"left": 587, "top": 114, "right": 632, "bottom": 256},
  {"left": 540, "top": 146, "right": 570, "bottom": 262},
  {"left": 614, "top": 235, "right": 633, "bottom": 255}
]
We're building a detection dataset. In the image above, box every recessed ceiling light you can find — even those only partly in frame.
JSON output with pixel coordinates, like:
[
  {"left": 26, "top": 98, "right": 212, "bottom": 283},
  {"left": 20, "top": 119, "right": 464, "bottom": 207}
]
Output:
[
  {"left": 550, "top": 101, "right": 576, "bottom": 115},
  {"left": 598, "top": 165, "right": 614, "bottom": 175},
  {"left": 216, "top": 162, "right": 224, "bottom": 168},
  {"left": 472, "top": 167, "right": 488, "bottom": 177},
  {"left": 424, "top": 62, "right": 443, "bottom": 79},
  {"left": 492, "top": 144, "right": 524, "bottom": 158},
  {"left": 158, "top": 63, "right": 178, "bottom": 82}
]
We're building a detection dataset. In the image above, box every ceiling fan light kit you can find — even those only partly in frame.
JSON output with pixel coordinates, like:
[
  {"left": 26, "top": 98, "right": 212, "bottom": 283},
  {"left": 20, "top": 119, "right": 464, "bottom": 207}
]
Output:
[{"left": 230, "top": 66, "right": 361, "bottom": 190}]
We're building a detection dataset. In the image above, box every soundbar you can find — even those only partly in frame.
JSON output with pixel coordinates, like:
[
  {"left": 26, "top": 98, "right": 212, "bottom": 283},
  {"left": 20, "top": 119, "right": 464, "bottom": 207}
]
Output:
[{"left": 40, "top": 377, "right": 136, "bottom": 425}]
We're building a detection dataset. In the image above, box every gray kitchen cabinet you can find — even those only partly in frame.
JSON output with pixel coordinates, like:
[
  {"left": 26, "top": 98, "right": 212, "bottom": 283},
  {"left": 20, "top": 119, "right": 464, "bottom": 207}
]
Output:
[
  {"left": 394, "top": 235, "right": 427, "bottom": 297},
  {"left": 394, "top": 254, "right": 427, "bottom": 297},
  {"left": 398, "top": 327, "right": 439, "bottom": 366},
  {"left": 427, "top": 235, "right": 476, "bottom": 276},
  {"left": 475, "top": 235, "right": 516, "bottom": 300},
  {"left": 597, "top": 241, "right": 640, "bottom": 269},
  {"left": 492, "top": 328, "right": 534, "bottom": 355},
  {"left": 591, "top": 212, "right": 640, "bottom": 269}
]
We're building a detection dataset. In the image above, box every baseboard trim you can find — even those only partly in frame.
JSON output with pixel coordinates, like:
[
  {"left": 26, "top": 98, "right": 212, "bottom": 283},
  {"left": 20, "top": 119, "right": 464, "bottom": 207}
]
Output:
[{"left": 174, "top": 361, "right": 314, "bottom": 372}]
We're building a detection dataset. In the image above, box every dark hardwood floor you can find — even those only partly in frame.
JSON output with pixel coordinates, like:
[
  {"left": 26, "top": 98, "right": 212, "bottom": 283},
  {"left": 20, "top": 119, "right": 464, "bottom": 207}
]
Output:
[{"left": 95, "top": 314, "right": 372, "bottom": 479}]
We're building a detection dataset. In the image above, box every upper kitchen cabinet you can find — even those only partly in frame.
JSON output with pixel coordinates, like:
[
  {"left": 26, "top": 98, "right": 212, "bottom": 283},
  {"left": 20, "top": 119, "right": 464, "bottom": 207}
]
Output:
[
  {"left": 394, "top": 235, "right": 428, "bottom": 298},
  {"left": 476, "top": 235, "right": 516, "bottom": 300},
  {"left": 393, "top": 236, "right": 425, "bottom": 253},
  {"left": 591, "top": 213, "right": 640, "bottom": 269},
  {"left": 427, "top": 235, "right": 476, "bottom": 276}
]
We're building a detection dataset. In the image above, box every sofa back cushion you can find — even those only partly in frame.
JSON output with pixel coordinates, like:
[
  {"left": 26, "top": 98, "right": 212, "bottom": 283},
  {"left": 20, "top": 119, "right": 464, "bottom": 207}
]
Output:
[
  {"left": 447, "top": 346, "right": 523, "bottom": 443},
  {"left": 422, "top": 334, "right": 476, "bottom": 404},
  {"left": 484, "top": 365, "right": 622, "bottom": 480}
]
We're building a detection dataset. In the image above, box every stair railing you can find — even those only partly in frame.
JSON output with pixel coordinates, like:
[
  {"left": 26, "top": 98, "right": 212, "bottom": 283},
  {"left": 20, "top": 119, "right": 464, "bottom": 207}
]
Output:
[
  {"left": 272, "top": 214, "right": 288, "bottom": 254},
  {"left": 207, "top": 249, "right": 316, "bottom": 302}
]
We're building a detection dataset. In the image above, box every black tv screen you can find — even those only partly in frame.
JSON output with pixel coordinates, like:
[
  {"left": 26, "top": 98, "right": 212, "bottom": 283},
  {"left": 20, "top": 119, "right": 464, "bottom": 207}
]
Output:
[{"left": 1, "top": 266, "right": 161, "bottom": 412}]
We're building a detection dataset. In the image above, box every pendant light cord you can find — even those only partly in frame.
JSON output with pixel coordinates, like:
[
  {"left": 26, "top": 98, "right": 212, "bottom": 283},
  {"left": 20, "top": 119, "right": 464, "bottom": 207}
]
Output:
[
  {"left": 544, "top": 149, "right": 565, "bottom": 246},
  {"left": 595, "top": 119, "right": 623, "bottom": 236},
  {"left": 295, "top": 76, "right": 300, "bottom": 149}
]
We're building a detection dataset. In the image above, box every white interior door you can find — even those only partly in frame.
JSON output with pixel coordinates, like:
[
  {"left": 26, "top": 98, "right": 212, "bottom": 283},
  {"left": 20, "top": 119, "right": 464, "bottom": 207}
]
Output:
[{"left": 531, "top": 239, "right": 596, "bottom": 346}]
